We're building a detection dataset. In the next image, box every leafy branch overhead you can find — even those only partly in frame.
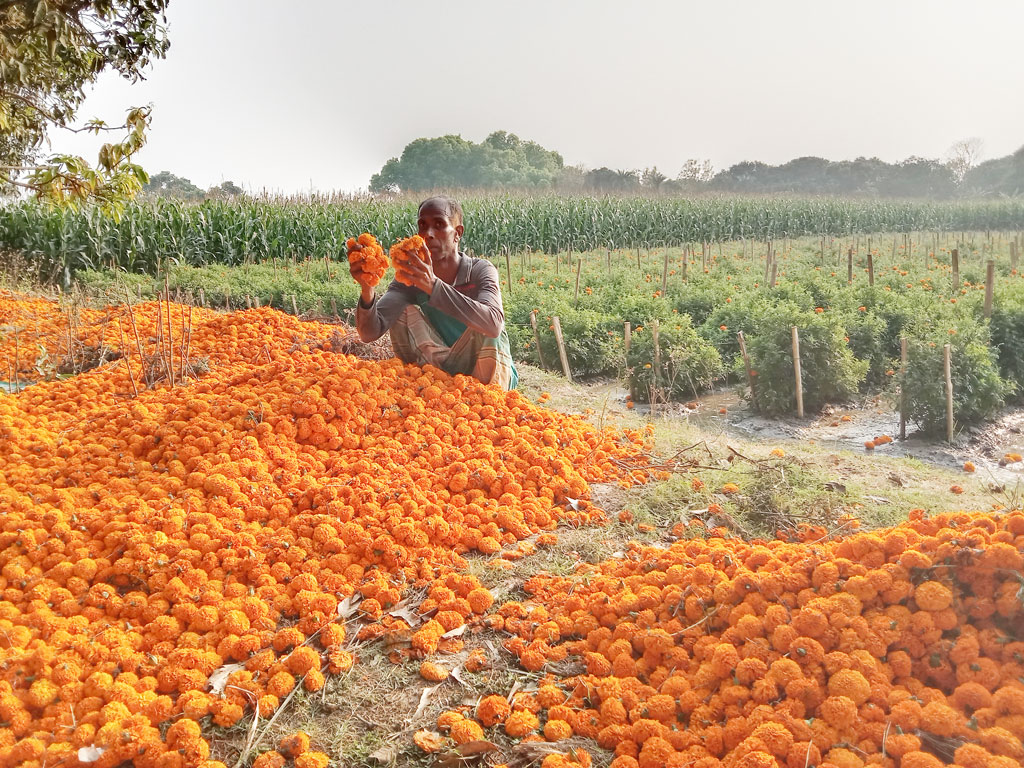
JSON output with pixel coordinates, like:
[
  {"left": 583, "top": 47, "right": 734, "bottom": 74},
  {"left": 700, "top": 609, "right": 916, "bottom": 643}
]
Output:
[{"left": 0, "top": 0, "right": 170, "bottom": 207}]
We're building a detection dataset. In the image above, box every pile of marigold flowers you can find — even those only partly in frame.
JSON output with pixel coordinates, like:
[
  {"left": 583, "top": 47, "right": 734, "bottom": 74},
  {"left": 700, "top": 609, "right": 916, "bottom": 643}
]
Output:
[
  {"left": 0, "top": 294, "right": 652, "bottom": 767},
  {"left": 437, "top": 508, "right": 1024, "bottom": 768},
  {"left": 345, "top": 233, "right": 389, "bottom": 288}
]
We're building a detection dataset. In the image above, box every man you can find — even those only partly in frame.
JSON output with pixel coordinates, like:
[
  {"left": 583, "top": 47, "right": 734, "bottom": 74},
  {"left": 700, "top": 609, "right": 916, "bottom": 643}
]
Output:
[{"left": 351, "top": 196, "right": 517, "bottom": 390}]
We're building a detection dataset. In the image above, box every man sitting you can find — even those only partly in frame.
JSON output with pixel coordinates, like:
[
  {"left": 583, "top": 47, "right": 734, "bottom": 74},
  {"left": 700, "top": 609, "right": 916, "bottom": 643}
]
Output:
[{"left": 351, "top": 196, "right": 517, "bottom": 390}]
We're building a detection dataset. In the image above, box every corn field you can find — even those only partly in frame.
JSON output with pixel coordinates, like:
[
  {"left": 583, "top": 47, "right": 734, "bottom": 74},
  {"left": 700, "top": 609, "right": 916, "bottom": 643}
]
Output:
[{"left": 2, "top": 196, "right": 1024, "bottom": 281}]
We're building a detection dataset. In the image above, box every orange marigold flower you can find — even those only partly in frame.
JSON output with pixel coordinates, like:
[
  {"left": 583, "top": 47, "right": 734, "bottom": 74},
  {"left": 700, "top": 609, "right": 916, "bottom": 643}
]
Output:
[{"left": 477, "top": 694, "right": 511, "bottom": 727}]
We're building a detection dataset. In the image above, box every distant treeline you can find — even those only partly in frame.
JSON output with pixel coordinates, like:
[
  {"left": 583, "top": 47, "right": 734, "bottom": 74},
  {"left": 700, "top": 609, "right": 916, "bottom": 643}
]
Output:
[{"left": 362, "top": 132, "right": 1024, "bottom": 198}]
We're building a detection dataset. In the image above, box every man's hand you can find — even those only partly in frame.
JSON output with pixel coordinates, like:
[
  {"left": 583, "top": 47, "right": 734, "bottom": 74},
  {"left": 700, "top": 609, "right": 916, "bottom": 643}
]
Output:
[{"left": 401, "top": 249, "right": 436, "bottom": 295}]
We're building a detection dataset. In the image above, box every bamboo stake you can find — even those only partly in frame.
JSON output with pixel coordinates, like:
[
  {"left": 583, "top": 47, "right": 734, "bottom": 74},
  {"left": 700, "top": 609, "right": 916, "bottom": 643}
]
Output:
[
  {"left": 792, "top": 326, "right": 804, "bottom": 418},
  {"left": 899, "top": 337, "right": 908, "bottom": 440},
  {"left": 13, "top": 327, "right": 19, "bottom": 392},
  {"left": 118, "top": 320, "right": 139, "bottom": 397},
  {"left": 330, "top": 298, "right": 339, "bottom": 318},
  {"left": 867, "top": 252, "right": 874, "bottom": 286},
  {"left": 165, "top": 276, "right": 175, "bottom": 388},
  {"left": 552, "top": 316, "right": 572, "bottom": 382},
  {"left": 505, "top": 247, "right": 513, "bottom": 295},
  {"left": 738, "top": 331, "right": 758, "bottom": 412},
  {"left": 984, "top": 259, "right": 995, "bottom": 318},
  {"left": 652, "top": 317, "right": 661, "bottom": 389},
  {"left": 944, "top": 343, "right": 954, "bottom": 444},
  {"left": 661, "top": 249, "right": 669, "bottom": 296},
  {"left": 529, "top": 310, "right": 545, "bottom": 369},
  {"left": 199, "top": 288, "right": 206, "bottom": 307},
  {"left": 847, "top": 247, "right": 853, "bottom": 284},
  {"left": 573, "top": 257, "right": 582, "bottom": 305},
  {"left": 291, "top": 295, "right": 299, "bottom": 316},
  {"left": 769, "top": 261, "right": 778, "bottom": 289},
  {"left": 624, "top": 321, "right": 631, "bottom": 357},
  {"left": 183, "top": 305, "right": 193, "bottom": 380},
  {"left": 123, "top": 290, "right": 146, "bottom": 365},
  {"left": 952, "top": 248, "right": 960, "bottom": 292}
]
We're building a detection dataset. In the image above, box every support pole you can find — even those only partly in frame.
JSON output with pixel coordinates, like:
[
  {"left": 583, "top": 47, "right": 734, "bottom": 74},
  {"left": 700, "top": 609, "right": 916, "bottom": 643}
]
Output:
[
  {"left": 952, "top": 248, "right": 960, "bottom": 292},
  {"left": 738, "top": 331, "right": 758, "bottom": 413},
  {"left": 867, "top": 252, "right": 874, "bottom": 286},
  {"left": 984, "top": 259, "right": 995, "bottom": 318},
  {"left": 944, "top": 343, "right": 954, "bottom": 444},
  {"left": 552, "top": 316, "right": 572, "bottom": 382},
  {"left": 792, "top": 326, "right": 804, "bottom": 418},
  {"left": 899, "top": 337, "right": 908, "bottom": 440}
]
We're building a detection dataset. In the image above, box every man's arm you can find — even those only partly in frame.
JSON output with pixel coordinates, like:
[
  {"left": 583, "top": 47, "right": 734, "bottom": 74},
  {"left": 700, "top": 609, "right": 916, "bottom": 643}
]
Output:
[
  {"left": 427, "top": 260, "right": 505, "bottom": 338},
  {"left": 355, "top": 280, "right": 417, "bottom": 342}
]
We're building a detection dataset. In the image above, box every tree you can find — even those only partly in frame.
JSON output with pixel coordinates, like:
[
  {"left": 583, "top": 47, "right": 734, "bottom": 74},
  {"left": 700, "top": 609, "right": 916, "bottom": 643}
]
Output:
[
  {"left": 142, "top": 170, "right": 205, "bottom": 200},
  {"left": 640, "top": 166, "right": 668, "bottom": 191},
  {"left": 369, "top": 131, "right": 563, "bottom": 192},
  {"left": 207, "top": 180, "right": 244, "bottom": 199},
  {"left": 0, "top": 1, "right": 170, "bottom": 208},
  {"left": 945, "top": 137, "right": 984, "bottom": 186},
  {"left": 677, "top": 158, "right": 714, "bottom": 184}
]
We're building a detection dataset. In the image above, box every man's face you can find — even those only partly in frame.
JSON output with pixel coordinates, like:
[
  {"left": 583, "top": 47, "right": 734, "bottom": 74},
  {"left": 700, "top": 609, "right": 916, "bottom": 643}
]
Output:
[{"left": 417, "top": 202, "right": 463, "bottom": 262}]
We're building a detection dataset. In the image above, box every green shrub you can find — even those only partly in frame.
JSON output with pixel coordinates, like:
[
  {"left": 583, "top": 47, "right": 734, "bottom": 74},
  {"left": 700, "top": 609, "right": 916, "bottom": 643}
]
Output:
[
  {"left": 901, "top": 315, "right": 1010, "bottom": 436},
  {"left": 627, "top": 316, "right": 724, "bottom": 402},
  {"left": 990, "top": 281, "right": 1024, "bottom": 399},
  {"left": 534, "top": 308, "right": 622, "bottom": 379},
  {"left": 741, "top": 302, "right": 867, "bottom": 415}
]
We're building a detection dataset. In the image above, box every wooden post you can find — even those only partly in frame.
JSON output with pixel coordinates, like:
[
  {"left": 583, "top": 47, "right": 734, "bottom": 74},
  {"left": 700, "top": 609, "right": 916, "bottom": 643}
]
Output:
[
  {"left": 164, "top": 276, "right": 175, "bottom": 388},
  {"left": 624, "top": 321, "right": 631, "bottom": 357},
  {"left": 944, "top": 343, "right": 954, "bottom": 443},
  {"left": 952, "top": 248, "right": 960, "bottom": 292},
  {"left": 552, "top": 316, "right": 572, "bottom": 382},
  {"left": 573, "top": 257, "right": 582, "bottom": 305},
  {"left": 199, "top": 288, "right": 206, "bottom": 307},
  {"left": 330, "top": 298, "right": 338, "bottom": 318},
  {"left": 529, "top": 310, "right": 545, "bottom": 369},
  {"left": 764, "top": 241, "right": 772, "bottom": 284},
  {"left": 661, "top": 249, "right": 669, "bottom": 296},
  {"left": 899, "top": 337, "right": 908, "bottom": 440},
  {"left": 738, "top": 331, "right": 758, "bottom": 412},
  {"left": 652, "top": 319, "right": 660, "bottom": 412},
  {"left": 504, "top": 247, "right": 513, "bottom": 295},
  {"left": 652, "top": 319, "right": 660, "bottom": 379},
  {"left": 769, "top": 261, "right": 778, "bottom": 289},
  {"left": 867, "top": 252, "right": 874, "bottom": 286},
  {"left": 224, "top": 288, "right": 231, "bottom": 310},
  {"left": 847, "top": 247, "right": 854, "bottom": 284},
  {"left": 290, "top": 295, "right": 299, "bottom": 316},
  {"left": 792, "top": 326, "right": 804, "bottom": 418},
  {"left": 245, "top": 295, "right": 253, "bottom": 309},
  {"left": 681, "top": 257, "right": 688, "bottom": 282},
  {"left": 984, "top": 259, "right": 995, "bottom": 318}
]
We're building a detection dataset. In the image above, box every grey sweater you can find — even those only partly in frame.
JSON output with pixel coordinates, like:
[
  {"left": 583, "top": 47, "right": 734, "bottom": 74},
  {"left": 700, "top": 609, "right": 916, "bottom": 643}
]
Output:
[{"left": 356, "top": 252, "right": 506, "bottom": 342}]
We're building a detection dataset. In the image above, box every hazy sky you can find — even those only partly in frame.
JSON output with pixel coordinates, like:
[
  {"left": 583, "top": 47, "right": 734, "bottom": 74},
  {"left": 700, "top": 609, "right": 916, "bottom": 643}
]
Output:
[{"left": 47, "top": 0, "right": 1024, "bottom": 194}]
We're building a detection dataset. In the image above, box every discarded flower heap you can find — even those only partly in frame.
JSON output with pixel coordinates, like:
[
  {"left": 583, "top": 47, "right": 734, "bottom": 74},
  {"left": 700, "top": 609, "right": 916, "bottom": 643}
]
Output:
[
  {"left": 344, "top": 233, "right": 389, "bottom": 288},
  {"left": 471, "top": 510, "right": 1024, "bottom": 768},
  {"left": 0, "top": 295, "right": 652, "bottom": 768},
  {"left": 0, "top": 292, "right": 113, "bottom": 381},
  {"left": 389, "top": 234, "right": 431, "bottom": 287}
]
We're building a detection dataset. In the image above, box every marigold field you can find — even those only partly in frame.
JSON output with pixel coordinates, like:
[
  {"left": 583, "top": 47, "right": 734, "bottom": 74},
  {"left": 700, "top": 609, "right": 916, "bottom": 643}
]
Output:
[{"left": 2, "top": 291, "right": 1024, "bottom": 768}]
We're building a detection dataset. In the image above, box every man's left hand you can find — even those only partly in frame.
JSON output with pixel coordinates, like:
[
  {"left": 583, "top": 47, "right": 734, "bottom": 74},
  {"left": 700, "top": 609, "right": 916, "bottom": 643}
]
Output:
[{"left": 402, "top": 250, "right": 436, "bottom": 295}]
